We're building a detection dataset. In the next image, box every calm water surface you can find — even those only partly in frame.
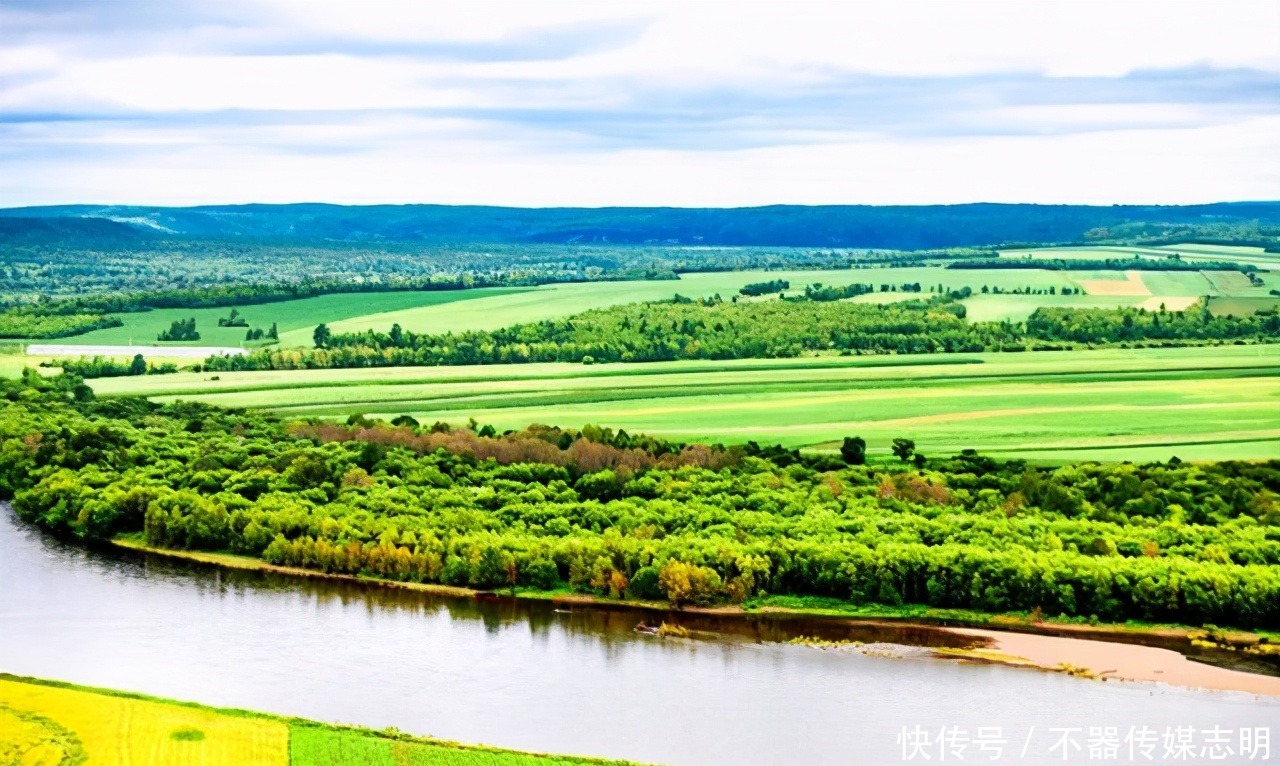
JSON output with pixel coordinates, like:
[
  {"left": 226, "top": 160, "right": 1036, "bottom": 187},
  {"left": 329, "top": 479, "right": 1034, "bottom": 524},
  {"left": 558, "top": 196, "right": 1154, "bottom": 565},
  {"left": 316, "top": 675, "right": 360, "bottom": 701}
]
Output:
[{"left": 1, "top": 506, "right": 1275, "bottom": 765}]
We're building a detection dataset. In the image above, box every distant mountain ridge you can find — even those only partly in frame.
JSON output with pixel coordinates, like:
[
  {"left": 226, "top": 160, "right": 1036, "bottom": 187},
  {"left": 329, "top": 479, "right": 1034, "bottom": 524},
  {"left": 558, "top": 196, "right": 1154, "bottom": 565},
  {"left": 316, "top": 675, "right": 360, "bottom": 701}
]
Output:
[{"left": 2, "top": 202, "right": 1278, "bottom": 250}]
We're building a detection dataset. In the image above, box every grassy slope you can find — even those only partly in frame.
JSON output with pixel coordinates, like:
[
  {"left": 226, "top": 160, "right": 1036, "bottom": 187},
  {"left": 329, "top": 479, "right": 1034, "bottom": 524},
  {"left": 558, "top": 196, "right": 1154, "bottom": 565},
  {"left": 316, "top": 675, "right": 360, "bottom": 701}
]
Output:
[
  {"left": 0, "top": 675, "right": 641, "bottom": 766},
  {"left": 90, "top": 346, "right": 1280, "bottom": 462}
]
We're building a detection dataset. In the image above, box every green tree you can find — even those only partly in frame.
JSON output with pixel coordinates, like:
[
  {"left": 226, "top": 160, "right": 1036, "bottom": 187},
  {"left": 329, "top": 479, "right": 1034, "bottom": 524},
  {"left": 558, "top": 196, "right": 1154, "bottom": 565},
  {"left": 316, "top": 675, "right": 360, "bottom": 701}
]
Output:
[
  {"left": 313, "top": 323, "right": 332, "bottom": 348},
  {"left": 128, "top": 353, "right": 147, "bottom": 376},
  {"left": 892, "top": 438, "right": 916, "bottom": 462},
  {"left": 840, "top": 436, "right": 867, "bottom": 465}
]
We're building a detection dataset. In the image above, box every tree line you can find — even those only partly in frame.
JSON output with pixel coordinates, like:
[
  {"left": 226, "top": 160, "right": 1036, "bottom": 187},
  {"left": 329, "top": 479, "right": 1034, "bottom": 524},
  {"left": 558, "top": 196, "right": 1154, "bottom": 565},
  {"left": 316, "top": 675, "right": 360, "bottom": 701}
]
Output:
[
  {"left": 2, "top": 373, "right": 1277, "bottom": 627},
  {"left": 949, "top": 257, "right": 1256, "bottom": 273},
  {"left": 198, "top": 295, "right": 1279, "bottom": 372},
  {"left": 0, "top": 311, "right": 122, "bottom": 339}
]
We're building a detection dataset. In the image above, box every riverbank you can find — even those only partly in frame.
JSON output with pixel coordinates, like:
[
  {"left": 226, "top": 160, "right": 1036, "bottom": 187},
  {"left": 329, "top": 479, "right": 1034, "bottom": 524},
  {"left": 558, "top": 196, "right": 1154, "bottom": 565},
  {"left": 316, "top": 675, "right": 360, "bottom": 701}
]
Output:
[
  {"left": 946, "top": 629, "right": 1280, "bottom": 696},
  {"left": 111, "top": 537, "right": 1280, "bottom": 697},
  {"left": 0, "top": 673, "right": 645, "bottom": 765}
]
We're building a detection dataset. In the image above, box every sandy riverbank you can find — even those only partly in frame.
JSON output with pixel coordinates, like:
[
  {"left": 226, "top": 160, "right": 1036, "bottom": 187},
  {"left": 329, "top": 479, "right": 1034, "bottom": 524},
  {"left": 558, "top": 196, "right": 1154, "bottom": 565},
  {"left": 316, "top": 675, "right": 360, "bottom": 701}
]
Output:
[{"left": 953, "top": 627, "right": 1280, "bottom": 696}]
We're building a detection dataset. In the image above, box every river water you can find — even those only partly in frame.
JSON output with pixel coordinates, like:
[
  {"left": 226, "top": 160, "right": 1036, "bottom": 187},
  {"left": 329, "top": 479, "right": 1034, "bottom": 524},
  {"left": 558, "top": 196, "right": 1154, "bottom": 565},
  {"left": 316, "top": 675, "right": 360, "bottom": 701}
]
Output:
[{"left": 1, "top": 506, "right": 1275, "bottom": 765}]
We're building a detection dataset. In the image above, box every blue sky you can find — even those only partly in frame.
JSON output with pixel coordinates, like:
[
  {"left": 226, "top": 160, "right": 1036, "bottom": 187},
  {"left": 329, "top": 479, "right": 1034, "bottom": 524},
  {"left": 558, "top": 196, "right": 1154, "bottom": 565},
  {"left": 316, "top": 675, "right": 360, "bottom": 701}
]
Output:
[{"left": 1, "top": 0, "right": 1277, "bottom": 206}]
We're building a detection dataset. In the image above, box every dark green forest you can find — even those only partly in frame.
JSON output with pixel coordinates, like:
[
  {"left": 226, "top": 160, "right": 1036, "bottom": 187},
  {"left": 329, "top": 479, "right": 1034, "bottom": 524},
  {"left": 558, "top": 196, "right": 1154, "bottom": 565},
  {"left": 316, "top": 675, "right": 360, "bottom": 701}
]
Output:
[
  {"left": 5, "top": 201, "right": 1278, "bottom": 248},
  {"left": 200, "top": 295, "right": 1280, "bottom": 371},
  {"left": 0, "top": 310, "right": 122, "bottom": 339},
  {"left": 4, "top": 200, "right": 1278, "bottom": 301},
  {"left": 2, "top": 372, "right": 1277, "bottom": 628},
  {"left": 0, "top": 240, "right": 952, "bottom": 302}
]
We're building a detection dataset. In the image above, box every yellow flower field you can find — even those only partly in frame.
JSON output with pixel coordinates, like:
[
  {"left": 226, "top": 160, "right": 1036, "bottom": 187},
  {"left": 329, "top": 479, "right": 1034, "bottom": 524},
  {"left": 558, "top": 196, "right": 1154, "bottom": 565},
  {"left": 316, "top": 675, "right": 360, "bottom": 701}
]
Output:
[{"left": 0, "top": 678, "right": 288, "bottom": 766}]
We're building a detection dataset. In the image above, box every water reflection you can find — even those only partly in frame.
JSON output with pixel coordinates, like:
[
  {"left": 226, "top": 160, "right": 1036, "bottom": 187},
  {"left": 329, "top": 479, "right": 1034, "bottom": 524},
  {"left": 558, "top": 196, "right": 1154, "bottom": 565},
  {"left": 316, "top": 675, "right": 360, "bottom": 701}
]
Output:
[{"left": 2, "top": 506, "right": 1276, "bottom": 766}]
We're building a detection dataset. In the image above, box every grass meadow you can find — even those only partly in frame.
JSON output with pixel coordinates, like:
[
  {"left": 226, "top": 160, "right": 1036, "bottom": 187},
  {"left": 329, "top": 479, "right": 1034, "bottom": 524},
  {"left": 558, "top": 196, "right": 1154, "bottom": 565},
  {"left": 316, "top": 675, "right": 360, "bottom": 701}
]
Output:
[
  {"left": 0, "top": 675, "right": 639, "bottom": 766},
  {"left": 90, "top": 345, "right": 1280, "bottom": 462}
]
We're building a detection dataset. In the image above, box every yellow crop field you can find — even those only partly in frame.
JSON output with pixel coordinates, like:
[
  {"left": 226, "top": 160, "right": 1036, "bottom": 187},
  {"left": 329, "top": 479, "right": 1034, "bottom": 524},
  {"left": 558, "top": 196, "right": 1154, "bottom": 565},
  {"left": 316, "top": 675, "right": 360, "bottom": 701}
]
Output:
[
  {"left": 0, "top": 676, "right": 639, "bottom": 766},
  {"left": 0, "top": 678, "right": 288, "bottom": 766}
]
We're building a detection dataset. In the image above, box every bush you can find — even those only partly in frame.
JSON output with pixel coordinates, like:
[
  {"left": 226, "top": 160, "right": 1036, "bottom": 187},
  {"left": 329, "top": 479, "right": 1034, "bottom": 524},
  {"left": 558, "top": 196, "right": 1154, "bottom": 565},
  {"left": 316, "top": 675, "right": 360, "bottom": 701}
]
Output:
[{"left": 628, "top": 565, "right": 662, "bottom": 600}]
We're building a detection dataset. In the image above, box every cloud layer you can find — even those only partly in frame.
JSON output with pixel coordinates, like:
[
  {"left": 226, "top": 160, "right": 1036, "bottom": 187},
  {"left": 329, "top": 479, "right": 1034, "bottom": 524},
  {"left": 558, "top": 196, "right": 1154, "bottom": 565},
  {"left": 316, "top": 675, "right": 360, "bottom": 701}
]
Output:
[{"left": 1, "top": 0, "right": 1277, "bottom": 206}]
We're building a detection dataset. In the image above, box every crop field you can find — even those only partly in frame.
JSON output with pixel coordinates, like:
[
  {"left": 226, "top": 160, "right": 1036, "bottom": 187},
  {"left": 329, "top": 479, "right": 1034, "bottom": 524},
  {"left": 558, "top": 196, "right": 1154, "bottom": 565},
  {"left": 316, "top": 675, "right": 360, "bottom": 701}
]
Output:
[
  {"left": 0, "top": 675, "right": 289, "bottom": 765},
  {"left": 309, "top": 265, "right": 1220, "bottom": 342},
  {"left": 18, "top": 247, "right": 1272, "bottom": 355},
  {"left": 1208, "top": 296, "right": 1280, "bottom": 318},
  {"left": 90, "top": 346, "right": 1280, "bottom": 462},
  {"left": 24, "top": 265, "right": 1108, "bottom": 352},
  {"left": 1000, "top": 243, "right": 1280, "bottom": 269},
  {"left": 0, "top": 676, "right": 636, "bottom": 766}
]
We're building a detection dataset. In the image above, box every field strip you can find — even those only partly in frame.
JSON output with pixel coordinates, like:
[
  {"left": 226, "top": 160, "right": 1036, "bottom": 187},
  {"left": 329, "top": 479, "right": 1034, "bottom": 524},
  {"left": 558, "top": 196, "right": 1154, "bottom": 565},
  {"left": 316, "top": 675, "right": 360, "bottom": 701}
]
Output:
[
  {"left": 172, "top": 373, "right": 1278, "bottom": 416},
  {"left": 651, "top": 401, "right": 1279, "bottom": 435},
  {"left": 991, "top": 432, "right": 1280, "bottom": 453},
  {"left": 1078, "top": 270, "right": 1152, "bottom": 297},
  {"left": 27, "top": 343, "right": 249, "bottom": 357},
  {"left": 1136, "top": 296, "right": 1198, "bottom": 311},
  {"left": 109, "top": 359, "right": 1280, "bottom": 402},
  {"left": 93, "top": 356, "right": 986, "bottom": 397},
  {"left": 87, "top": 345, "right": 1280, "bottom": 396},
  {"left": 464, "top": 381, "right": 1276, "bottom": 420},
  {"left": 811, "top": 429, "right": 1280, "bottom": 451}
]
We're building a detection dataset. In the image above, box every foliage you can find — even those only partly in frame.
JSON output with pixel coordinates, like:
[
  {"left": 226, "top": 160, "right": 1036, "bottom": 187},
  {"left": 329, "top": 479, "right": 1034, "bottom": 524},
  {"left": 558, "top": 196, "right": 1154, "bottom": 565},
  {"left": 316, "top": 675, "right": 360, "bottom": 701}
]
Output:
[
  {"left": 738, "top": 279, "right": 789, "bottom": 296},
  {"left": 840, "top": 437, "right": 866, "bottom": 466},
  {"left": 200, "top": 295, "right": 1278, "bottom": 372},
  {"left": 157, "top": 318, "right": 200, "bottom": 342},
  {"left": 3, "top": 378, "right": 1278, "bottom": 629},
  {"left": 48, "top": 355, "right": 178, "bottom": 379},
  {"left": 0, "top": 311, "right": 123, "bottom": 339},
  {"left": 218, "top": 309, "right": 249, "bottom": 327},
  {"left": 6, "top": 202, "right": 1278, "bottom": 252},
  {"left": 1027, "top": 303, "right": 1280, "bottom": 343},
  {"left": 950, "top": 257, "right": 1256, "bottom": 273}
]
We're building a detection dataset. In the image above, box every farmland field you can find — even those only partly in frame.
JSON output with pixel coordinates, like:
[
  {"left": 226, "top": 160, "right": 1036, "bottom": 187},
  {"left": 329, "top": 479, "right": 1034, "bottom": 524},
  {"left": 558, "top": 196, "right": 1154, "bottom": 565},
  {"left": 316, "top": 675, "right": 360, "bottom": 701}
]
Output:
[
  {"left": 1000, "top": 243, "right": 1280, "bottom": 268},
  {"left": 0, "top": 675, "right": 638, "bottom": 766},
  {"left": 17, "top": 245, "right": 1273, "bottom": 354},
  {"left": 305, "top": 264, "right": 1229, "bottom": 343},
  {"left": 306, "top": 267, "right": 1083, "bottom": 340},
  {"left": 90, "top": 345, "right": 1280, "bottom": 462},
  {"left": 1208, "top": 295, "right": 1280, "bottom": 317},
  {"left": 0, "top": 675, "right": 288, "bottom": 765},
  {"left": 14, "top": 287, "right": 531, "bottom": 349}
]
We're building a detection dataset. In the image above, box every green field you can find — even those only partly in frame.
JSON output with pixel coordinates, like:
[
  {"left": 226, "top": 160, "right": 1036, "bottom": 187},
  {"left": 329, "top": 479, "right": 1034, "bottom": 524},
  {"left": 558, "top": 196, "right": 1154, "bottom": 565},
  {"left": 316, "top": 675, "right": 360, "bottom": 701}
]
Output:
[
  {"left": 16, "top": 288, "right": 531, "bottom": 348},
  {"left": 17, "top": 244, "right": 1274, "bottom": 354},
  {"left": 90, "top": 345, "right": 1280, "bottom": 462},
  {"left": 1208, "top": 295, "right": 1280, "bottom": 318},
  {"left": 0, "top": 675, "right": 636, "bottom": 765},
  {"left": 999, "top": 243, "right": 1280, "bottom": 271},
  {"left": 307, "top": 265, "right": 1222, "bottom": 343}
]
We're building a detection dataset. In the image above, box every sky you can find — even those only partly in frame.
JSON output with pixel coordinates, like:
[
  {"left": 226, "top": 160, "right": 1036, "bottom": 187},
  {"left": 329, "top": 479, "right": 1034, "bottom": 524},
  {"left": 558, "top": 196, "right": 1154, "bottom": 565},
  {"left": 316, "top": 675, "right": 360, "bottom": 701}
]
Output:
[{"left": 0, "top": 0, "right": 1277, "bottom": 207}]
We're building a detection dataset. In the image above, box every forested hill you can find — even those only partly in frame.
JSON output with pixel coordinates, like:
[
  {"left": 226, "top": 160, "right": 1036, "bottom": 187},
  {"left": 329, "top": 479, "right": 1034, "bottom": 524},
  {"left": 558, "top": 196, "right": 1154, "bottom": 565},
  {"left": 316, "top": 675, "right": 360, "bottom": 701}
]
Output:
[{"left": 3, "top": 202, "right": 1279, "bottom": 249}]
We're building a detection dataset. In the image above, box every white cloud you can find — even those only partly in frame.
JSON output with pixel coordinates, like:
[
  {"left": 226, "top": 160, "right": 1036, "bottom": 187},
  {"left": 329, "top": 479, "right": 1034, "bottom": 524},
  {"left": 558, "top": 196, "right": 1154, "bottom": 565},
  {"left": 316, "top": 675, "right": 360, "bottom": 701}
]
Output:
[{"left": 0, "top": 0, "right": 1277, "bottom": 205}]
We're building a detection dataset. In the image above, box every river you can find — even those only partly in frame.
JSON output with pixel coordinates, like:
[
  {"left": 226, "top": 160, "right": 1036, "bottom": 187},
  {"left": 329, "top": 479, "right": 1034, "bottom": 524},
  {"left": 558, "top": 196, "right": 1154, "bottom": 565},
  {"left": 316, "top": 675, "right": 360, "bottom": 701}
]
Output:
[{"left": 0, "top": 506, "right": 1275, "bottom": 765}]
